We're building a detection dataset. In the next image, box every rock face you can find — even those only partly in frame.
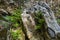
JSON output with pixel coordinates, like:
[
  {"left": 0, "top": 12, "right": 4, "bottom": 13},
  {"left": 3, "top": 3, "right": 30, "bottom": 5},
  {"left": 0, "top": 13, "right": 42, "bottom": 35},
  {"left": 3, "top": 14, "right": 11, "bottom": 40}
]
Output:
[{"left": 21, "top": 1, "right": 60, "bottom": 40}]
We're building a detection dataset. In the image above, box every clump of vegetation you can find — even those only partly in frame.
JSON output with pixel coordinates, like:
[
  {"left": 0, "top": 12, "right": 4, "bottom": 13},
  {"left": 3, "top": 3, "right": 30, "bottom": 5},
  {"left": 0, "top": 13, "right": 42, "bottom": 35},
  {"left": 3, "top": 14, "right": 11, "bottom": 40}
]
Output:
[
  {"left": 3, "top": 8, "right": 24, "bottom": 40},
  {"left": 11, "top": 29, "right": 24, "bottom": 40},
  {"left": 5, "top": 9, "right": 22, "bottom": 28},
  {"left": 34, "top": 11, "right": 45, "bottom": 30}
]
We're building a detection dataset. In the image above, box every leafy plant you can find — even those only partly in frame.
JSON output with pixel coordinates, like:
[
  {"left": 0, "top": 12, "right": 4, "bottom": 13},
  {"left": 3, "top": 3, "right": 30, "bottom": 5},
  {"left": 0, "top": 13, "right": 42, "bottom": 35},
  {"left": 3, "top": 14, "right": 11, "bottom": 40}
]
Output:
[
  {"left": 4, "top": 9, "right": 22, "bottom": 28},
  {"left": 35, "top": 11, "right": 45, "bottom": 30},
  {"left": 11, "top": 29, "right": 23, "bottom": 40}
]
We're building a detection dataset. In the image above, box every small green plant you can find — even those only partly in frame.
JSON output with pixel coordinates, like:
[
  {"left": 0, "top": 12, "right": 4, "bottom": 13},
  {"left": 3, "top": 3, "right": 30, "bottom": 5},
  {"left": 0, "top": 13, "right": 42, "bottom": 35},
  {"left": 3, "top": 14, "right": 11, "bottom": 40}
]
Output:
[
  {"left": 5, "top": 9, "right": 24, "bottom": 40},
  {"left": 4, "top": 9, "right": 22, "bottom": 28},
  {"left": 11, "top": 29, "right": 24, "bottom": 40},
  {"left": 35, "top": 11, "right": 45, "bottom": 30}
]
